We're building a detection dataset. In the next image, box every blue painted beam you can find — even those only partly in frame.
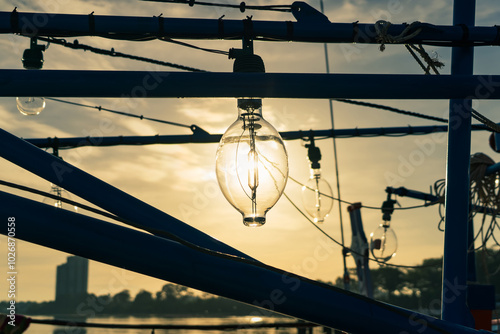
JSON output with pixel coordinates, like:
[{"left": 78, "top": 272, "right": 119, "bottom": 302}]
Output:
[
  {"left": 0, "top": 128, "right": 250, "bottom": 259},
  {"left": 0, "top": 190, "right": 482, "bottom": 334},
  {"left": 485, "top": 162, "right": 500, "bottom": 175},
  {"left": 2, "top": 70, "right": 500, "bottom": 99},
  {"left": 0, "top": 11, "right": 498, "bottom": 45},
  {"left": 441, "top": 0, "right": 476, "bottom": 326},
  {"left": 21, "top": 125, "right": 491, "bottom": 148}
]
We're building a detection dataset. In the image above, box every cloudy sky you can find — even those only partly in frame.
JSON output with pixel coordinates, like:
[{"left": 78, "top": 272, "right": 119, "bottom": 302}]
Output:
[{"left": 0, "top": 0, "right": 499, "bottom": 303}]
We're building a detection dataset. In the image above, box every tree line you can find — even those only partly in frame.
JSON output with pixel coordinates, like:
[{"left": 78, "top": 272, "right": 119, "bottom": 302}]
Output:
[
  {"left": 334, "top": 248, "right": 499, "bottom": 315},
  {"left": 2, "top": 249, "right": 498, "bottom": 317}
]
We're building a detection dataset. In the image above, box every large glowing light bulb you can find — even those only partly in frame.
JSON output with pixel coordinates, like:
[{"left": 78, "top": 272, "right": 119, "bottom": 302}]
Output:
[
  {"left": 16, "top": 97, "right": 46, "bottom": 116},
  {"left": 43, "top": 183, "right": 78, "bottom": 212},
  {"left": 369, "top": 222, "right": 397, "bottom": 262},
  {"left": 301, "top": 168, "right": 333, "bottom": 223},
  {"left": 216, "top": 99, "right": 288, "bottom": 227}
]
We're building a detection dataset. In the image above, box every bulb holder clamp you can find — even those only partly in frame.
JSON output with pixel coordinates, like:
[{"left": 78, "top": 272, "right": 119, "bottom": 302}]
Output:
[{"left": 381, "top": 199, "right": 396, "bottom": 222}]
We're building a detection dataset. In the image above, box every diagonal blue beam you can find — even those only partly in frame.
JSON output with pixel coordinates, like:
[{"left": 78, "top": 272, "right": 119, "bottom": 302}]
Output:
[
  {"left": 2, "top": 70, "right": 500, "bottom": 99},
  {"left": 0, "top": 11, "right": 498, "bottom": 45},
  {"left": 0, "top": 128, "right": 249, "bottom": 259},
  {"left": 0, "top": 191, "right": 482, "bottom": 334}
]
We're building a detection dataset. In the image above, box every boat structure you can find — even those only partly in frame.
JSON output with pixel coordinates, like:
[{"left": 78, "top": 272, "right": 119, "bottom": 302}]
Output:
[{"left": 0, "top": 0, "right": 499, "bottom": 333}]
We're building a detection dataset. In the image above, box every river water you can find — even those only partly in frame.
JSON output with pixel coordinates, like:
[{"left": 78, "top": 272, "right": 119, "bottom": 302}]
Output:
[{"left": 27, "top": 315, "right": 324, "bottom": 334}]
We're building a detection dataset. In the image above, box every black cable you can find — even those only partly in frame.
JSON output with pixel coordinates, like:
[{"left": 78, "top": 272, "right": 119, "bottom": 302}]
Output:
[
  {"left": 471, "top": 108, "right": 500, "bottom": 133},
  {"left": 159, "top": 37, "right": 229, "bottom": 56},
  {"left": 283, "top": 192, "right": 440, "bottom": 269},
  {"left": 333, "top": 99, "right": 448, "bottom": 124},
  {"left": 140, "top": 0, "right": 293, "bottom": 12},
  {"left": 46, "top": 98, "right": 194, "bottom": 129},
  {"left": 36, "top": 36, "right": 207, "bottom": 72},
  {"left": 288, "top": 176, "right": 436, "bottom": 211}
]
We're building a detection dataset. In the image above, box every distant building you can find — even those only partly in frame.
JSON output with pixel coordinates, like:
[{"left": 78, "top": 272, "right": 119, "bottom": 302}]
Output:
[{"left": 55, "top": 256, "right": 89, "bottom": 309}]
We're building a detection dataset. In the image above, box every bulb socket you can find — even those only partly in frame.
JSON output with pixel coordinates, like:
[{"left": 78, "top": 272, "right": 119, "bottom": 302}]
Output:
[
  {"left": 22, "top": 48, "right": 44, "bottom": 70},
  {"left": 233, "top": 54, "right": 265, "bottom": 73},
  {"left": 238, "top": 99, "right": 262, "bottom": 110}
]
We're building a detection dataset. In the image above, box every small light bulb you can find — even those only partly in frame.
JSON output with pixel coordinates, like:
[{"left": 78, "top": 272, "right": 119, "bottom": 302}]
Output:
[
  {"left": 369, "top": 222, "right": 397, "bottom": 262},
  {"left": 16, "top": 97, "right": 46, "bottom": 116},
  {"left": 216, "top": 99, "right": 288, "bottom": 227},
  {"left": 43, "top": 183, "right": 78, "bottom": 212},
  {"left": 301, "top": 168, "right": 333, "bottom": 223}
]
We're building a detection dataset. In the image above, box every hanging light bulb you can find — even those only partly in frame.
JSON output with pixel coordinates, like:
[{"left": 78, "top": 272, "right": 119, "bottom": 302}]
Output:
[
  {"left": 43, "top": 183, "right": 78, "bottom": 212},
  {"left": 302, "top": 168, "right": 333, "bottom": 223},
  {"left": 216, "top": 98, "right": 288, "bottom": 227},
  {"left": 17, "top": 37, "right": 46, "bottom": 116},
  {"left": 301, "top": 133, "right": 333, "bottom": 223},
  {"left": 369, "top": 197, "right": 398, "bottom": 262},
  {"left": 16, "top": 97, "right": 46, "bottom": 116}
]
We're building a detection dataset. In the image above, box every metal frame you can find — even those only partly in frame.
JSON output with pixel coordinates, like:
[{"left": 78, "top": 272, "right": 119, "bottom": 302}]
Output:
[
  {"left": 0, "top": 0, "right": 495, "bottom": 332},
  {"left": 2, "top": 70, "right": 500, "bottom": 99}
]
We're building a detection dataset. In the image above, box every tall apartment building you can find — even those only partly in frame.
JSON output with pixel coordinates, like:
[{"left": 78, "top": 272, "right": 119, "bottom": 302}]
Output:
[{"left": 55, "top": 256, "right": 89, "bottom": 309}]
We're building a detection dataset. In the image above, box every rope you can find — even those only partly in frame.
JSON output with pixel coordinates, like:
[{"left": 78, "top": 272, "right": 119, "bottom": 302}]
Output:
[
  {"left": 46, "top": 98, "right": 194, "bottom": 129},
  {"left": 139, "top": 0, "right": 293, "bottom": 12},
  {"left": 36, "top": 36, "right": 207, "bottom": 72},
  {"left": 375, "top": 20, "right": 423, "bottom": 51},
  {"left": 402, "top": 36, "right": 500, "bottom": 133},
  {"left": 471, "top": 108, "right": 500, "bottom": 133},
  {"left": 434, "top": 153, "right": 500, "bottom": 249},
  {"left": 333, "top": 99, "right": 448, "bottom": 123},
  {"left": 159, "top": 37, "right": 229, "bottom": 56}
]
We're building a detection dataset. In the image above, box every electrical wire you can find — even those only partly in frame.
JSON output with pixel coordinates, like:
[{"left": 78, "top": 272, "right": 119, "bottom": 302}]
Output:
[
  {"left": 139, "top": 0, "right": 293, "bottom": 12},
  {"left": 288, "top": 176, "right": 436, "bottom": 211},
  {"left": 159, "top": 37, "right": 229, "bottom": 56},
  {"left": 36, "top": 36, "right": 208, "bottom": 72},
  {"left": 46, "top": 98, "right": 194, "bottom": 130},
  {"left": 282, "top": 192, "right": 440, "bottom": 269},
  {"left": 35, "top": 38, "right": 496, "bottom": 132},
  {"left": 333, "top": 99, "right": 447, "bottom": 124}
]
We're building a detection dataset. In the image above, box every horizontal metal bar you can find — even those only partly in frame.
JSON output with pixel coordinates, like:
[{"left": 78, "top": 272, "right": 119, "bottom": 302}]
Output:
[
  {"left": 387, "top": 186, "right": 440, "bottom": 202},
  {"left": 23, "top": 125, "right": 491, "bottom": 148},
  {"left": 0, "top": 191, "right": 481, "bottom": 334},
  {"left": 0, "top": 11, "right": 498, "bottom": 45},
  {"left": 3, "top": 70, "right": 500, "bottom": 99},
  {"left": 0, "top": 128, "right": 249, "bottom": 258},
  {"left": 387, "top": 186, "right": 500, "bottom": 216}
]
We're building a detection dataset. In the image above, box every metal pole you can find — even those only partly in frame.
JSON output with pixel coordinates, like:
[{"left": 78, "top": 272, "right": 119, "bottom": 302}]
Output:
[
  {"left": 0, "top": 11, "right": 498, "bottom": 45},
  {"left": 2, "top": 70, "right": 500, "bottom": 99},
  {"left": 319, "top": 0, "right": 349, "bottom": 291},
  {"left": 441, "top": 0, "right": 476, "bottom": 325},
  {"left": 23, "top": 125, "right": 490, "bottom": 148},
  {"left": 0, "top": 191, "right": 482, "bottom": 334}
]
